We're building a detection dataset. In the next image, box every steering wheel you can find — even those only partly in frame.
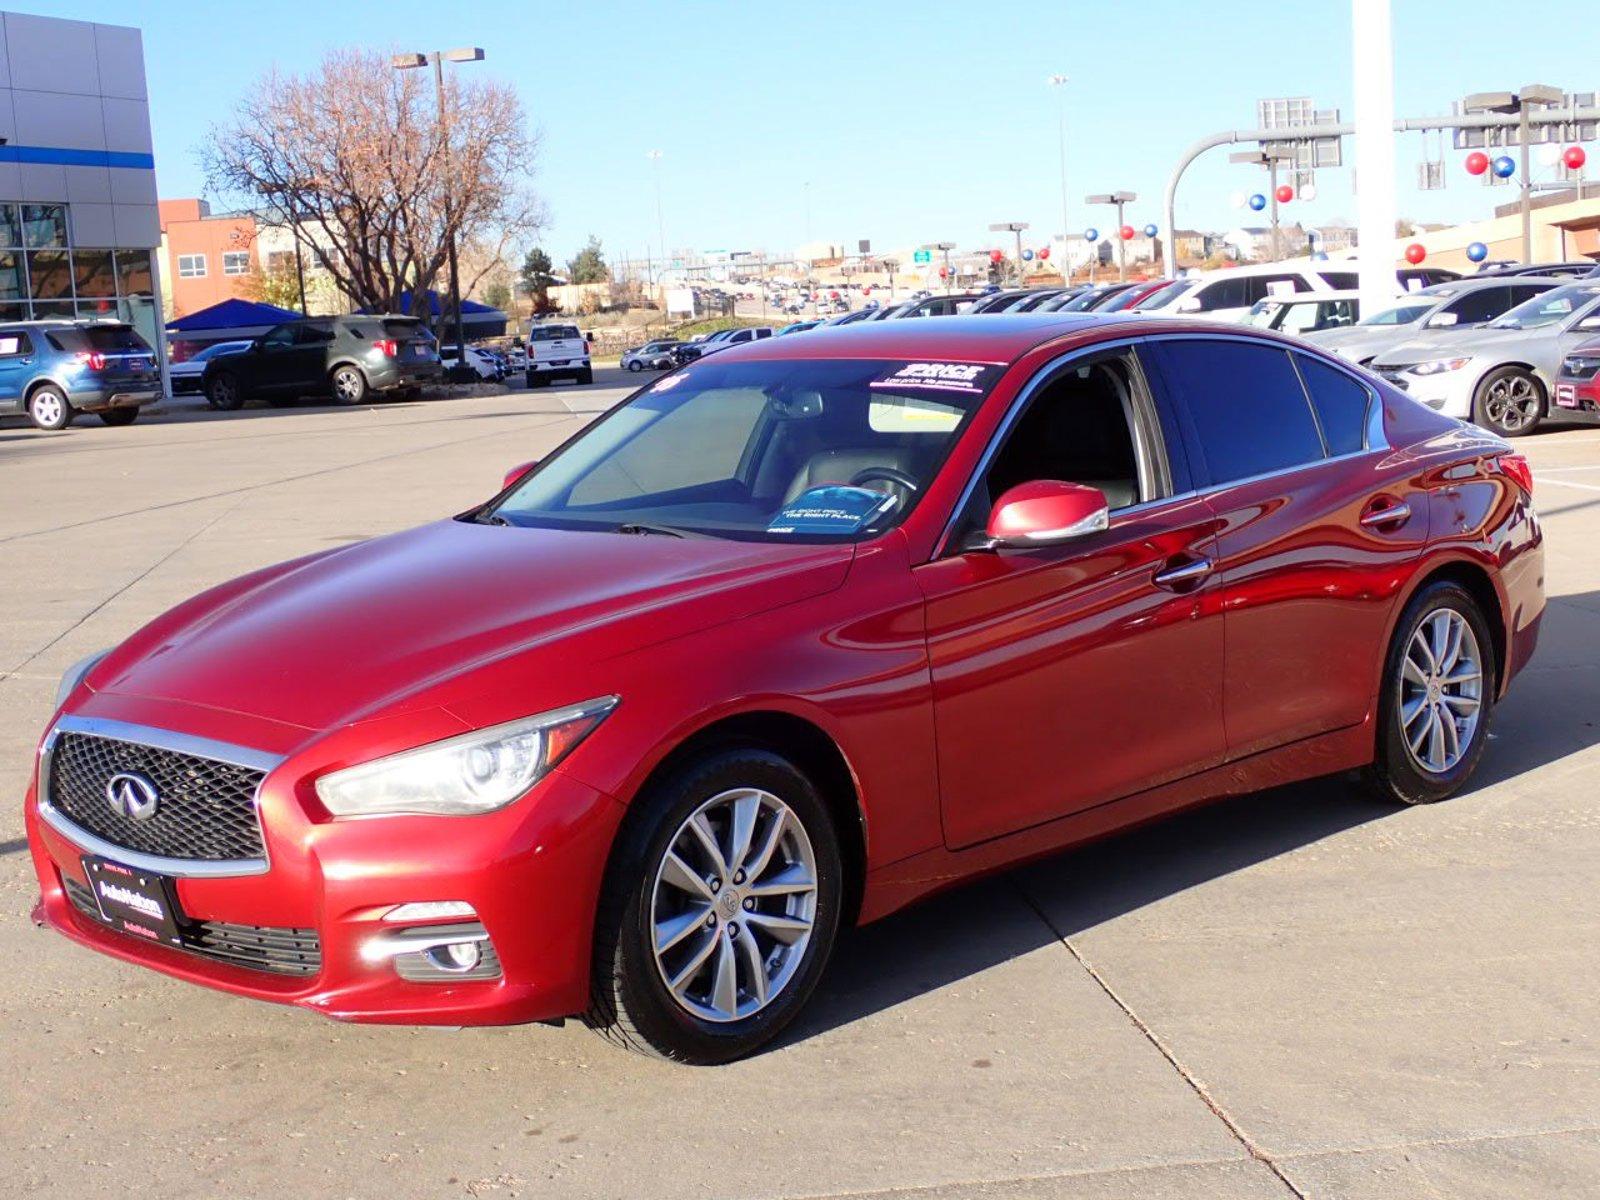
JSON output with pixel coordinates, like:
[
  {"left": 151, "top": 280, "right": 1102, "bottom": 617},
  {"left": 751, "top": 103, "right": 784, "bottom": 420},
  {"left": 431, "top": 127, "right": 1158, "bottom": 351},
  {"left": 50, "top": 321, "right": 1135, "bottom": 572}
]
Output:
[{"left": 847, "top": 466, "right": 920, "bottom": 497}]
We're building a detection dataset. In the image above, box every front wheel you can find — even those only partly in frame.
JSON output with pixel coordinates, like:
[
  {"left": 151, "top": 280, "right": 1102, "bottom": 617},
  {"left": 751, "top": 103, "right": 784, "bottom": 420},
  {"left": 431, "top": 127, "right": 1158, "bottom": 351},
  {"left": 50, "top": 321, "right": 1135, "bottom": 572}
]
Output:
[
  {"left": 27, "top": 384, "right": 73, "bottom": 430},
  {"left": 206, "top": 372, "right": 244, "bottom": 410},
  {"left": 330, "top": 365, "right": 368, "bottom": 405},
  {"left": 1472, "top": 366, "right": 1544, "bottom": 437},
  {"left": 97, "top": 407, "right": 140, "bottom": 426},
  {"left": 627, "top": 360, "right": 644, "bottom": 372},
  {"left": 1364, "top": 581, "right": 1496, "bottom": 805},
  {"left": 584, "top": 748, "right": 843, "bottom": 1064}
]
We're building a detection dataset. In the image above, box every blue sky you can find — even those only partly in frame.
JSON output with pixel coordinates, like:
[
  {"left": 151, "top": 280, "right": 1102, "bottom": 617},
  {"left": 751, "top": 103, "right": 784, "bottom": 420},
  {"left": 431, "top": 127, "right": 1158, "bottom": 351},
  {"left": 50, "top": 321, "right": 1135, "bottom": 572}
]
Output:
[{"left": 32, "top": 0, "right": 1600, "bottom": 265}]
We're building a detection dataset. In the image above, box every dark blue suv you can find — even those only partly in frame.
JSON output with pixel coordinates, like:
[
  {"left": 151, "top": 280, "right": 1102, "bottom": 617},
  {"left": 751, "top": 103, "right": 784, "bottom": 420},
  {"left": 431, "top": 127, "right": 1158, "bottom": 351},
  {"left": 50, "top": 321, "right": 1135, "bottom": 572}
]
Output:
[{"left": 0, "top": 321, "right": 161, "bottom": 430}]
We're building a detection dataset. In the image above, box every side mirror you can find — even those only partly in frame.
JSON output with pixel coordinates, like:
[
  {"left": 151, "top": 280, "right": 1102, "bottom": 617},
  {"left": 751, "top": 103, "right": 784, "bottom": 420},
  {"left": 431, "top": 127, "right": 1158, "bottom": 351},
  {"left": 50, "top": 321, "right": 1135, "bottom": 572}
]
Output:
[
  {"left": 1425, "top": 312, "right": 1458, "bottom": 327},
  {"left": 502, "top": 460, "right": 539, "bottom": 490},
  {"left": 1177, "top": 297, "right": 1202, "bottom": 313},
  {"left": 981, "top": 481, "right": 1109, "bottom": 549},
  {"left": 1578, "top": 316, "right": 1600, "bottom": 331}
]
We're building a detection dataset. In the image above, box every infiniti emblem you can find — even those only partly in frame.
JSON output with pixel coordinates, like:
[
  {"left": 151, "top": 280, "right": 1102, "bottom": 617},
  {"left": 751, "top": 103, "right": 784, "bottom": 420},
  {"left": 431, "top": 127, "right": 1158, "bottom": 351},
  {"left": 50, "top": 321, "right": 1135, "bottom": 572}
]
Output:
[{"left": 106, "top": 772, "right": 160, "bottom": 822}]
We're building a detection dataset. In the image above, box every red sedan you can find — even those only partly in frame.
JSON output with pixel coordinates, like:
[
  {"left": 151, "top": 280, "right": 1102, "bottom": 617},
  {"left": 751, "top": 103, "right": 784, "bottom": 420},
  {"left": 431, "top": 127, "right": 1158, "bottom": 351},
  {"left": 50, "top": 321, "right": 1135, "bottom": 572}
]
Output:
[{"left": 27, "top": 315, "right": 1544, "bottom": 1063}]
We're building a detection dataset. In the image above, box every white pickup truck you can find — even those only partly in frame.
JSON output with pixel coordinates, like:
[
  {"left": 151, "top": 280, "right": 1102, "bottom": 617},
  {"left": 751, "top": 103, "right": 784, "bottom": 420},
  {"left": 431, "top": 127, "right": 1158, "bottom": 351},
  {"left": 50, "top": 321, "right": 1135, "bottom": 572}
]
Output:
[{"left": 525, "top": 322, "right": 592, "bottom": 387}]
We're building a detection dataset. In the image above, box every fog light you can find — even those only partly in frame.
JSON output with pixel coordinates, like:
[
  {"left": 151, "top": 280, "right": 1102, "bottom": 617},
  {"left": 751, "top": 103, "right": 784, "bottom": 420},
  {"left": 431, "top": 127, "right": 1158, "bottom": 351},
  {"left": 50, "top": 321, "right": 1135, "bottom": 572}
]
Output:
[{"left": 426, "top": 941, "right": 483, "bottom": 973}]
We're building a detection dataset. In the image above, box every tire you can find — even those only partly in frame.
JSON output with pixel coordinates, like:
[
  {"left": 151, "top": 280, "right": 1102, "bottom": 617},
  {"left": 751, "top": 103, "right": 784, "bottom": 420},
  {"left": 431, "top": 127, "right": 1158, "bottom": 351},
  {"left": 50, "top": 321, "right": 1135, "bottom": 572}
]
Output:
[
  {"left": 584, "top": 747, "right": 843, "bottom": 1064},
  {"left": 1364, "top": 581, "right": 1497, "bottom": 806},
  {"left": 627, "top": 360, "right": 644, "bottom": 372},
  {"left": 206, "top": 372, "right": 244, "bottom": 411},
  {"left": 97, "top": 407, "right": 140, "bottom": 426},
  {"left": 526, "top": 373, "right": 548, "bottom": 389},
  {"left": 27, "top": 384, "right": 74, "bottom": 430},
  {"left": 330, "top": 365, "right": 368, "bottom": 405},
  {"left": 1471, "top": 366, "right": 1544, "bottom": 438},
  {"left": 577, "top": 367, "right": 594, "bottom": 385}
]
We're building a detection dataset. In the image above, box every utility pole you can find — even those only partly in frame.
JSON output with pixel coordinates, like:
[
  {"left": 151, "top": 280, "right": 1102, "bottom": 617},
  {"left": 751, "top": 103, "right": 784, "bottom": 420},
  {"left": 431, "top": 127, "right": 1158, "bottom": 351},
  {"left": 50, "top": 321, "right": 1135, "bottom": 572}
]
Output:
[
  {"left": 1229, "top": 148, "right": 1296, "bottom": 260},
  {"left": 936, "top": 241, "right": 956, "bottom": 293},
  {"left": 393, "top": 47, "right": 484, "bottom": 355},
  {"left": 1048, "top": 75, "right": 1070, "bottom": 252},
  {"left": 1465, "top": 85, "right": 1564, "bottom": 263},
  {"left": 989, "top": 222, "right": 1029, "bottom": 284},
  {"left": 646, "top": 149, "right": 666, "bottom": 286},
  {"left": 1086, "top": 193, "right": 1136, "bottom": 281}
]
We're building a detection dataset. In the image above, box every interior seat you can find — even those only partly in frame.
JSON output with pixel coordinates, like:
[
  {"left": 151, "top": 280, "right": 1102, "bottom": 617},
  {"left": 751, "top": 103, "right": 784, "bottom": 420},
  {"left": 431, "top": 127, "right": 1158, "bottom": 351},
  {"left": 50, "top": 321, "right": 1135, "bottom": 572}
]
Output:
[{"left": 782, "top": 447, "right": 919, "bottom": 505}]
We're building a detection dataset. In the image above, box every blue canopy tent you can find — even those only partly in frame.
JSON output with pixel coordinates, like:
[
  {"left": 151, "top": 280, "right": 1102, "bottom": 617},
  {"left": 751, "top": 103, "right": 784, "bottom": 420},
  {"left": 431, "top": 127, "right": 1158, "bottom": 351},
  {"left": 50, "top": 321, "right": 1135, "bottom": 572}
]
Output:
[
  {"left": 383, "top": 291, "right": 509, "bottom": 340},
  {"left": 166, "top": 299, "right": 305, "bottom": 360}
]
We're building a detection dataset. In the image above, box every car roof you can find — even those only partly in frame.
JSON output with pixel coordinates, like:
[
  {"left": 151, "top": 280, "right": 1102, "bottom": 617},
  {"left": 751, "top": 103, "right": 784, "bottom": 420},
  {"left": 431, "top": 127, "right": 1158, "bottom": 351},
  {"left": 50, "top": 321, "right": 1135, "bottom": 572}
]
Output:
[{"left": 727, "top": 312, "right": 1132, "bottom": 364}]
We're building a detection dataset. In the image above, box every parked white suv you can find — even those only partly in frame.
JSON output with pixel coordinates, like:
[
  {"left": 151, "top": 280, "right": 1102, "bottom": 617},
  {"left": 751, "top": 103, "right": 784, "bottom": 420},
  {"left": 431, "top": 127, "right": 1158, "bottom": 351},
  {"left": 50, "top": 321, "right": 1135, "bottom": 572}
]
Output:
[
  {"left": 1137, "top": 262, "right": 1458, "bottom": 323},
  {"left": 525, "top": 323, "right": 592, "bottom": 387}
]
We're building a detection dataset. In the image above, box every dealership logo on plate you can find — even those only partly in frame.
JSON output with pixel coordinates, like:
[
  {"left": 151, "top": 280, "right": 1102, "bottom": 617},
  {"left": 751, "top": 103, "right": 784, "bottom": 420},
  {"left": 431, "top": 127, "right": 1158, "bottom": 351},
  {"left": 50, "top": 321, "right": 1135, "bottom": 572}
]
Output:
[{"left": 106, "top": 772, "right": 160, "bottom": 822}]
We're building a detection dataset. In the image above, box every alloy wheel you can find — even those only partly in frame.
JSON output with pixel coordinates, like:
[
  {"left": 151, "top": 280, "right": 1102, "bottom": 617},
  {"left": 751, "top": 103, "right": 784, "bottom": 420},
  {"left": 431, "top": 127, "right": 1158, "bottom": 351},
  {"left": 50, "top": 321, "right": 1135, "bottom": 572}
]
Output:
[
  {"left": 1482, "top": 374, "right": 1539, "bottom": 433},
  {"left": 1399, "top": 608, "right": 1484, "bottom": 775},
  {"left": 31, "top": 391, "right": 64, "bottom": 428},
  {"left": 333, "top": 369, "right": 364, "bottom": 402},
  {"left": 649, "top": 787, "right": 818, "bottom": 1023}
]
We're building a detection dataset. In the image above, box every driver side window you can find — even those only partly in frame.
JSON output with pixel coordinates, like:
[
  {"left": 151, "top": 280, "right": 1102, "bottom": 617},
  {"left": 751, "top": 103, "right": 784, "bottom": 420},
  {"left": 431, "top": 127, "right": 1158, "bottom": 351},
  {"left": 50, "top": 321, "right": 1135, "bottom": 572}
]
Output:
[
  {"left": 260, "top": 324, "right": 295, "bottom": 350},
  {"left": 949, "top": 351, "right": 1168, "bottom": 549}
]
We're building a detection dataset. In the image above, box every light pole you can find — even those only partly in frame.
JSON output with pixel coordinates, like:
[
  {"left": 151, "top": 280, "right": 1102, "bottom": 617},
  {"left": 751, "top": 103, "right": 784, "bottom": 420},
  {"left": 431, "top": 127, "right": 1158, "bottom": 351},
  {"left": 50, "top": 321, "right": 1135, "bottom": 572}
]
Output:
[
  {"left": 989, "top": 222, "right": 1029, "bottom": 284},
  {"left": 1048, "top": 75, "right": 1069, "bottom": 253},
  {"left": 936, "top": 241, "right": 956, "bottom": 293},
  {"left": 1229, "top": 148, "right": 1296, "bottom": 260},
  {"left": 646, "top": 149, "right": 666, "bottom": 286},
  {"left": 393, "top": 47, "right": 484, "bottom": 356},
  {"left": 1086, "top": 192, "right": 1136, "bottom": 281},
  {"left": 1465, "top": 85, "right": 1564, "bottom": 263}
]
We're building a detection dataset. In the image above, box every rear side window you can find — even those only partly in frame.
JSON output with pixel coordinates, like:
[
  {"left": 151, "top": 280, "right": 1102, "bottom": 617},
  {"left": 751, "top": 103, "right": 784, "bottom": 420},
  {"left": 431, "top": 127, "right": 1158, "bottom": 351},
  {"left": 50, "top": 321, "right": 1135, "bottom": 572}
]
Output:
[
  {"left": 1445, "top": 287, "right": 1509, "bottom": 325},
  {"left": 1195, "top": 278, "right": 1249, "bottom": 312},
  {"left": 1153, "top": 339, "right": 1324, "bottom": 485},
  {"left": 0, "top": 330, "right": 31, "bottom": 356},
  {"left": 1295, "top": 354, "right": 1370, "bottom": 455}
]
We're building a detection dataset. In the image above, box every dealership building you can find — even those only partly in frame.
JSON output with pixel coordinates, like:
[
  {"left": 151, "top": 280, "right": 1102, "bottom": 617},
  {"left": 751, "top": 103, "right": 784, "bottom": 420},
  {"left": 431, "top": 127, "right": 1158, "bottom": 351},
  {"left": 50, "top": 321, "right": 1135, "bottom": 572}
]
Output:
[{"left": 0, "top": 10, "right": 165, "bottom": 377}]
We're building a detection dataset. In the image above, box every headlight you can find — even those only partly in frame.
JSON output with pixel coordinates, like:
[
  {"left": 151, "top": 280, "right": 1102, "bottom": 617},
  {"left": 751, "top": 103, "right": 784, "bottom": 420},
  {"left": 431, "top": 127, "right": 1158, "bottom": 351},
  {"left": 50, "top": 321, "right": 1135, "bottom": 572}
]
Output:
[
  {"left": 55, "top": 649, "right": 108, "bottom": 709},
  {"left": 314, "top": 696, "right": 618, "bottom": 817},
  {"left": 1408, "top": 357, "right": 1471, "bottom": 376}
]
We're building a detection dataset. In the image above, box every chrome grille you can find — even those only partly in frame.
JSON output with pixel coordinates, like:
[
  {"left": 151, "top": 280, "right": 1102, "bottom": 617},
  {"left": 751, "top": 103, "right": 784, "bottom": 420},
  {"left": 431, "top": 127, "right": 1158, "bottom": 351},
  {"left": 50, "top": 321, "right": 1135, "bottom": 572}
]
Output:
[
  {"left": 48, "top": 732, "right": 266, "bottom": 862},
  {"left": 63, "top": 876, "right": 320, "bottom": 977}
]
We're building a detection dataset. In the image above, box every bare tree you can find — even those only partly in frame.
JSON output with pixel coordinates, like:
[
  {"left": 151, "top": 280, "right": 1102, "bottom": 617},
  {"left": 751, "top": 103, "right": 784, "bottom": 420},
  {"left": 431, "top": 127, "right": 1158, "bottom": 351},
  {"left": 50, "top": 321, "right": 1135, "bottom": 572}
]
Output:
[{"left": 203, "top": 48, "right": 544, "bottom": 324}]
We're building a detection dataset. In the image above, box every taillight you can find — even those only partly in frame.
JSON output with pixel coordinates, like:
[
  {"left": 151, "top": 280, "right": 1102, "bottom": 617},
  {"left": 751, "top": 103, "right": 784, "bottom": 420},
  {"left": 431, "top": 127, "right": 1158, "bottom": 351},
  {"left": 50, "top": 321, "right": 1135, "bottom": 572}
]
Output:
[
  {"left": 1498, "top": 452, "right": 1534, "bottom": 497},
  {"left": 373, "top": 339, "right": 398, "bottom": 357},
  {"left": 76, "top": 351, "right": 108, "bottom": 371}
]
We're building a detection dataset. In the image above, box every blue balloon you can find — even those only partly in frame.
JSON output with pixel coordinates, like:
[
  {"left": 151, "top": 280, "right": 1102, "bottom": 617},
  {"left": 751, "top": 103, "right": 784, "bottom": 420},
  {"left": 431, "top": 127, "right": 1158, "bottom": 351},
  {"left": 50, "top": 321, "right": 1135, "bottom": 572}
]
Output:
[
  {"left": 1467, "top": 241, "right": 1489, "bottom": 263},
  {"left": 1492, "top": 155, "right": 1516, "bottom": 178},
  {"left": 1022, "top": 248, "right": 1034, "bottom": 261},
  {"left": 1248, "top": 193, "right": 1268, "bottom": 211},
  {"left": 1143, "top": 223, "right": 1158, "bottom": 238},
  {"left": 1084, "top": 227, "right": 1100, "bottom": 242}
]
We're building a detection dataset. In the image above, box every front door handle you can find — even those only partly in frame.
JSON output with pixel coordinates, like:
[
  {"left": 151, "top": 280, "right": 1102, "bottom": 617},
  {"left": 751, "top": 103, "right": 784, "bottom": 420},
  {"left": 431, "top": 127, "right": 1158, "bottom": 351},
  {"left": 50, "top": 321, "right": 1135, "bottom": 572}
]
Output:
[
  {"left": 1153, "top": 557, "right": 1213, "bottom": 591},
  {"left": 1359, "top": 500, "right": 1412, "bottom": 530}
]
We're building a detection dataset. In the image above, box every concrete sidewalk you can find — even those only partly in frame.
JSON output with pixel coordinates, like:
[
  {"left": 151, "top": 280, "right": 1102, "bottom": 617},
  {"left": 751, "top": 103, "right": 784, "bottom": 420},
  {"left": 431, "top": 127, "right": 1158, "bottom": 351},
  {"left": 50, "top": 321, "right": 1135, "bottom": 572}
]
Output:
[{"left": 1, "top": 385, "right": 1596, "bottom": 1199}]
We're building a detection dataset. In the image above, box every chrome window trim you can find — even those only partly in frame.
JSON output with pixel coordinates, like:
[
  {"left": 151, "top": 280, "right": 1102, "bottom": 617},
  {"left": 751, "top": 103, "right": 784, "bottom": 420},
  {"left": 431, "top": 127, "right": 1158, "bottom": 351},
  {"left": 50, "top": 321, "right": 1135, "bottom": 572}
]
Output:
[
  {"left": 38, "top": 714, "right": 282, "bottom": 879},
  {"left": 931, "top": 330, "right": 1392, "bottom": 561}
]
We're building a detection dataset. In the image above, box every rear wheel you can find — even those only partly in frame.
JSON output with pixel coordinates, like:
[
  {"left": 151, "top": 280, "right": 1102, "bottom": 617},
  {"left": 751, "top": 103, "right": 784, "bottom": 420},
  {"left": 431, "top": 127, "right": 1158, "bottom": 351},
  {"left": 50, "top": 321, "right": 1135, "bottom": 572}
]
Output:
[
  {"left": 577, "top": 367, "right": 594, "bottom": 385},
  {"left": 584, "top": 748, "right": 843, "bottom": 1064},
  {"left": 27, "top": 384, "right": 72, "bottom": 430},
  {"left": 1472, "top": 366, "right": 1544, "bottom": 437},
  {"left": 1365, "top": 581, "right": 1496, "bottom": 805},
  {"left": 627, "top": 360, "right": 644, "bottom": 372},
  {"left": 97, "top": 407, "right": 140, "bottom": 426},
  {"left": 330, "top": 365, "right": 368, "bottom": 405},
  {"left": 206, "top": 372, "right": 244, "bottom": 410}
]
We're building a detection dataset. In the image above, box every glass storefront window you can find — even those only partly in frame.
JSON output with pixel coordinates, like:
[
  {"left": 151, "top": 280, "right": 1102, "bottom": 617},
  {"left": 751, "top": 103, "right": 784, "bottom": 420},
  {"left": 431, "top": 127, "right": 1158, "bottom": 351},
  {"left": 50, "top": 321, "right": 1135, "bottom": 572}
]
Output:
[
  {"left": 74, "top": 248, "right": 117, "bottom": 297},
  {"left": 0, "top": 251, "right": 23, "bottom": 303},
  {"left": 30, "top": 300, "right": 76, "bottom": 320},
  {"left": 27, "top": 249, "right": 74, "bottom": 301},
  {"left": 114, "top": 249, "right": 153, "bottom": 297},
  {"left": 0, "top": 204, "right": 20, "bottom": 250},
  {"left": 21, "top": 204, "right": 68, "bottom": 249}
]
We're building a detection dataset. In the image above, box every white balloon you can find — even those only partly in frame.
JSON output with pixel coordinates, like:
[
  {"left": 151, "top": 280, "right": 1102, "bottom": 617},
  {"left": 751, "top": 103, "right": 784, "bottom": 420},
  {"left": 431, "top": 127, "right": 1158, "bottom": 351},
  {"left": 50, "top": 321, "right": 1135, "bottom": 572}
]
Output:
[
  {"left": 1299, "top": 183, "right": 1318, "bottom": 202},
  {"left": 1538, "top": 143, "right": 1562, "bottom": 168},
  {"left": 1229, "top": 190, "right": 1247, "bottom": 209}
]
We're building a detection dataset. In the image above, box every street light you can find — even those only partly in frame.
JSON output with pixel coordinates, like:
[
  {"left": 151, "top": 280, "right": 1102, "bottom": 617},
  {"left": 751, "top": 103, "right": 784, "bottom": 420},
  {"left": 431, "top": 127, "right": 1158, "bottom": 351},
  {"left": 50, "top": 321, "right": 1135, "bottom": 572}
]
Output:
[
  {"left": 1464, "top": 84, "right": 1563, "bottom": 263},
  {"left": 1228, "top": 147, "right": 1296, "bottom": 261},
  {"left": 1048, "top": 75, "right": 1070, "bottom": 253},
  {"left": 1086, "top": 192, "right": 1136, "bottom": 280},
  {"left": 393, "top": 47, "right": 485, "bottom": 358},
  {"left": 989, "top": 222, "right": 1030, "bottom": 284},
  {"left": 645, "top": 150, "right": 666, "bottom": 287},
  {"left": 935, "top": 241, "right": 956, "bottom": 293}
]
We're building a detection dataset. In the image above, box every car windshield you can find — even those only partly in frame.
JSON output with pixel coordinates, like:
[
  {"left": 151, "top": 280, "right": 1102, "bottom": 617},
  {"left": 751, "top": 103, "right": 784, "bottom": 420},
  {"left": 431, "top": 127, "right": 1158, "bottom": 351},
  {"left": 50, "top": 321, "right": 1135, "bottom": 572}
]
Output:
[
  {"left": 485, "top": 357, "right": 994, "bottom": 542},
  {"left": 1132, "top": 279, "right": 1195, "bottom": 310},
  {"left": 530, "top": 325, "right": 581, "bottom": 341},
  {"left": 1490, "top": 283, "right": 1600, "bottom": 329},
  {"left": 1359, "top": 301, "right": 1435, "bottom": 326}
]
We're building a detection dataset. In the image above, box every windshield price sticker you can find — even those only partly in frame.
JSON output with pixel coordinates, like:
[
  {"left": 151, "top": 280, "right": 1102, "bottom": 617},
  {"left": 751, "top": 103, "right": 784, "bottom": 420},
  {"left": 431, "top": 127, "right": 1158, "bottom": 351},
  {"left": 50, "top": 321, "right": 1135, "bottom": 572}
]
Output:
[
  {"left": 768, "top": 486, "right": 900, "bottom": 535},
  {"left": 871, "top": 362, "right": 999, "bottom": 396}
]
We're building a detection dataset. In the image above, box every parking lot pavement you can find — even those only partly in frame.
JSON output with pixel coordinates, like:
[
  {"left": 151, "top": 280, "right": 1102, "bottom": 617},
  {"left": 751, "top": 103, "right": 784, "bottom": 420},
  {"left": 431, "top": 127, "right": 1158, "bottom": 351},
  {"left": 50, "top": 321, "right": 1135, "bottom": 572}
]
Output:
[{"left": 1, "top": 402, "right": 1597, "bottom": 1200}]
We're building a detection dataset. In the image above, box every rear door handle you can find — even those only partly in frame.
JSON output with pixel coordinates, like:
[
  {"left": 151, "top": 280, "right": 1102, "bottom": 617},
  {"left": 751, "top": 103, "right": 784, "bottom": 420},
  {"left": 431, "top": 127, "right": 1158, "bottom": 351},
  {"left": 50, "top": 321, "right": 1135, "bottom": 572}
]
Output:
[
  {"left": 1153, "top": 557, "right": 1213, "bottom": 590},
  {"left": 1359, "top": 500, "right": 1412, "bottom": 529}
]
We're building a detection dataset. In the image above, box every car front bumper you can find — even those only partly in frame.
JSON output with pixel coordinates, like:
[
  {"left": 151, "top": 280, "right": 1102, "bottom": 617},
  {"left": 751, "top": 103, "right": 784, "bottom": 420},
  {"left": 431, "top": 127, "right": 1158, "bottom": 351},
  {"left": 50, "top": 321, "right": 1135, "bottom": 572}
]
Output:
[
  {"left": 1553, "top": 378, "right": 1600, "bottom": 423},
  {"left": 1373, "top": 364, "right": 1477, "bottom": 418},
  {"left": 26, "top": 702, "right": 625, "bottom": 1026}
]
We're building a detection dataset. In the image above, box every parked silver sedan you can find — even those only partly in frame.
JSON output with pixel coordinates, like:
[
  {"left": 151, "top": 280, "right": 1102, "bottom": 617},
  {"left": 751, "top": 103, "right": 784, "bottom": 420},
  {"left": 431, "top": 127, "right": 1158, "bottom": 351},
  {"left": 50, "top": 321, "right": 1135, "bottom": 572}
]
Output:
[
  {"left": 620, "top": 340, "right": 681, "bottom": 372},
  {"left": 1369, "top": 281, "right": 1600, "bottom": 436},
  {"left": 1306, "top": 276, "right": 1562, "bottom": 366}
]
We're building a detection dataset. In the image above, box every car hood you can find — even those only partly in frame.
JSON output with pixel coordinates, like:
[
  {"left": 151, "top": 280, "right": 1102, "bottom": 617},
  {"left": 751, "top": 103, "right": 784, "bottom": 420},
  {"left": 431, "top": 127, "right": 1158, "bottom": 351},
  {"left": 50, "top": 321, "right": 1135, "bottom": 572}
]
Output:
[
  {"left": 1304, "top": 324, "right": 1413, "bottom": 358},
  {"left": 1371, "top": 325, "right": 1545, "bottom": 367},
  {"left": 93, "top": 520, "right": 854, "bottom": 731}
]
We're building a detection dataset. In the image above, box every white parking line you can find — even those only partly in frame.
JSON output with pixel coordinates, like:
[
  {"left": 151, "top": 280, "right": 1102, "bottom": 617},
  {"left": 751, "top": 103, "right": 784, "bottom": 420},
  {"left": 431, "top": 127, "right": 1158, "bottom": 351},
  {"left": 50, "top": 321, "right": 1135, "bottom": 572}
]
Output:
[
  {"left": 1537, "top": 477, "right": 1600, "bottom": 492},
  {"left": 1535, "top": 464, "right": 1600, "bottom": 473}
]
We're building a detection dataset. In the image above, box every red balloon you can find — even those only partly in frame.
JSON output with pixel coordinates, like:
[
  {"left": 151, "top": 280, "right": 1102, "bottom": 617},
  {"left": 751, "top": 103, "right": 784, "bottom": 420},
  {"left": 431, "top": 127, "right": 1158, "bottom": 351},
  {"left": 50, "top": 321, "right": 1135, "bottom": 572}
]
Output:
[
  {"left": 1275, "top": 184, "right": 1294, "bottom": 204},
  {"left": 1404, "top": 242, "right": 1426, "bottom": 265},
  {"left": 938, "top": 266, "right": 950, "bottom": 278},
  {"left": 1038, "top": 246, "right": 1050, "bottom": 260},
  {"left": 1118, "top": 225, "right": 1135, "bottom": 240},
  {"left": 989, "top": 249, "right": 1004, "bottom": 262},
  {"left": 1465, "top": 151, "right": 1489, "bottom": 176},
  {"left": 1564, "top": 145, "right": 1587, "bottom": 170}
]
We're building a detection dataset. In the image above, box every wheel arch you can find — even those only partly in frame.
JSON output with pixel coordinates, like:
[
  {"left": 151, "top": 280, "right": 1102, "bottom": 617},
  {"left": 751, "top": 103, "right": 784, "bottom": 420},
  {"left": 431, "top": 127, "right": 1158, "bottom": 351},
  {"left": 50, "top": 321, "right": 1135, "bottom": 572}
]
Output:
[
  {"left": 616, "top": 709, "right": 868, "bottom": 927},
  {"left": 23, "top": 374, "right": 66, "bottom": 402},
  {"left": 1395, "top": 557, "right": 1509, "bottom": 698}
]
